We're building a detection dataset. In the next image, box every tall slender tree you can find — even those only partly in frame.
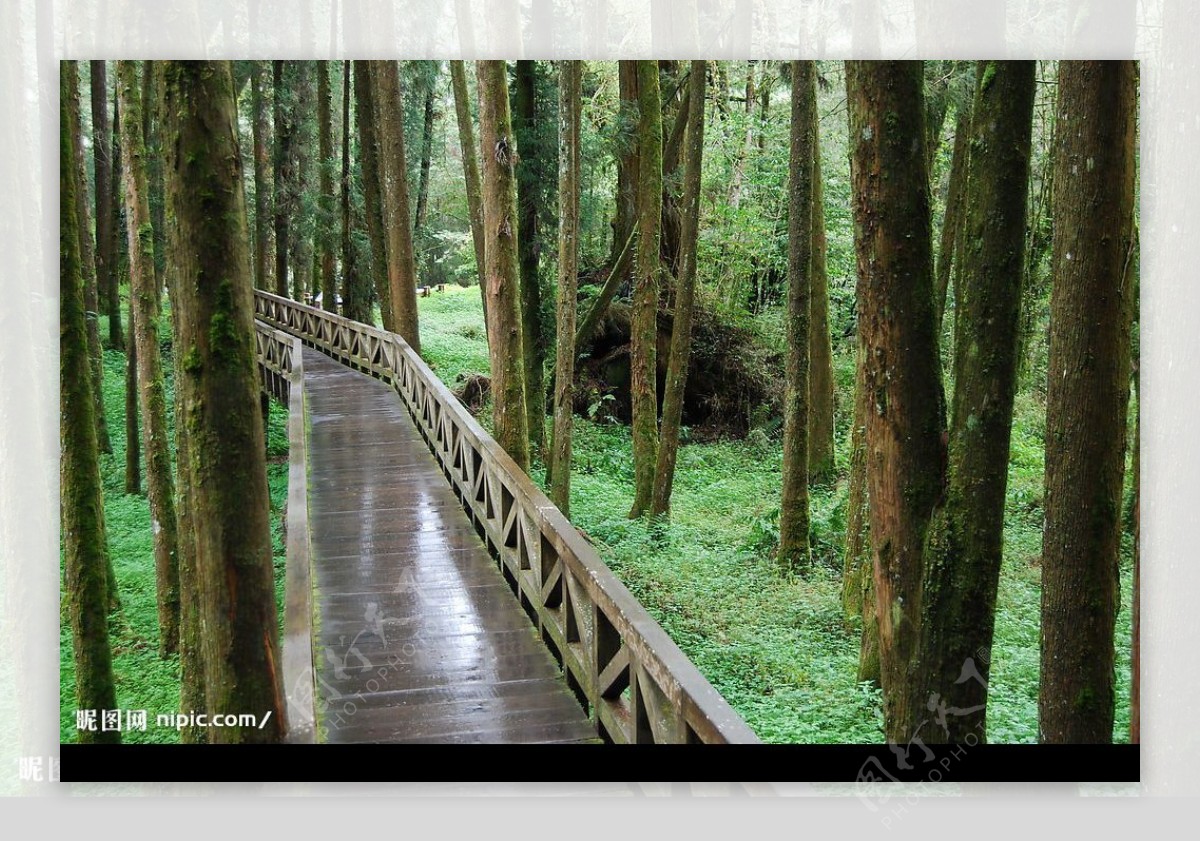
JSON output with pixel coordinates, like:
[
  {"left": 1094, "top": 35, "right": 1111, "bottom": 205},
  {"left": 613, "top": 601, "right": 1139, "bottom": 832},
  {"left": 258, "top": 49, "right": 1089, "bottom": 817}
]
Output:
[
  {"left": 161, "top": 60, "right": 284, "bottom": 743},
  {"left": 1040, "top": 60, "right": 1137, "bottom": 744},
  {"left": 513, "top": 60, "right": 547, "bottom": 459},
  {"left": 272, "top": 60, "right": 293, "bottom": 298},
  {"left": 808, "top": 118, "right": 836, "bottom": 482},
  {"left": 650, "top": 60, "right": 706, "bottom": 518},
  {"left": 846, "top": 61, "right": 946, "bottom": 740},
  {"left": 117, "top": 60, "right": 182, "bottom": 658},
  {"left": 61, "top": 62, "right": 120, "bottom": 744},
  {"left": 628, "top": 60, "right": 662, "bottom": 519},
  {"left": 341, "top": 61, "right": 370, "bottom": 324},
  {"left": 778, "top": 60, "right": 816, "bottom": 569},
  {"left": 548, "top": 59, "right": 582, "bottom": 514},
  {"left": 354, "top": 61, "right": 393, "bottom": 330},
  {"left": 372, "top": 60, "right": 422, "bottom": 352},
  {"left": 318, "top": 61, "right": 337, "bottom": 312},
  {"left": 71, "top": 68, "right": 112, "bottom": 456},
  {"left": 251, "top": 61, "right": 271, "bottom": 290},
  {"left": 91, "top": 60, "right": 124, "bottom": 351},
  {"left": 450, "top": 60, "right": 489, "bottom": 325},
  {"left": 476, "top": 60, "right": 530, "bottom": 471}
]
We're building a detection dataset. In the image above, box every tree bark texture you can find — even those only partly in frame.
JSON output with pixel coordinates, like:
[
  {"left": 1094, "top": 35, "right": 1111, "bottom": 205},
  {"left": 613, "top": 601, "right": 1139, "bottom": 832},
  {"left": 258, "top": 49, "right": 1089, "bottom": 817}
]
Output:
[
  {"left": 162, "top": 60, "right": 284, "bottom": 743},
  {"left": 61, "top": 62, "right": 121, "bottom": 743},
  {"left": 477, "top": 61, "right": 531, "bottom": 471},
  {"left": 778, "top": 60, "right": 815, "bottom": 570},
  {"left": 117, "top": 60, "right": 182, "bottom": 658},
  {"left": 1039, "top": 60, "right": 1136, "bottom": 745}
]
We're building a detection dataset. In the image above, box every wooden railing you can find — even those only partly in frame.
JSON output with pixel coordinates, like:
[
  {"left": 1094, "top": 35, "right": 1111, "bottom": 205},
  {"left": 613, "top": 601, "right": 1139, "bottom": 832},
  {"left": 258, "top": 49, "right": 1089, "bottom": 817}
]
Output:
[
  {"left": 254, "top": 290, "right": 760, "bottom": 745},
  {"left": 254, "top": 321, "right": 317, "bottom": 744}
]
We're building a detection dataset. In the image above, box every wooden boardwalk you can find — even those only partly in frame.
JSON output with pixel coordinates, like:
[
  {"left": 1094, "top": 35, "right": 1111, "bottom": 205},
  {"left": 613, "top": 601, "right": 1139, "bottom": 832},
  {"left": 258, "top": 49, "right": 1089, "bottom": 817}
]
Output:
[{"left": 302, "top": 348, "right": 597, "bottom": 743}]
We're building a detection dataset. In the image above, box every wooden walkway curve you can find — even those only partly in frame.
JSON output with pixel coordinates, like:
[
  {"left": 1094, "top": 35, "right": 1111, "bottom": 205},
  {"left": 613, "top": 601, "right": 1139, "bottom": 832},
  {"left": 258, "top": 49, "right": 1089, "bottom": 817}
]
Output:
[
  {"left": 302, "top": 348, "right": 597, "bottom": 743},
  {"left": 254, "top": 291, "right": 759, "bottom": 745}
]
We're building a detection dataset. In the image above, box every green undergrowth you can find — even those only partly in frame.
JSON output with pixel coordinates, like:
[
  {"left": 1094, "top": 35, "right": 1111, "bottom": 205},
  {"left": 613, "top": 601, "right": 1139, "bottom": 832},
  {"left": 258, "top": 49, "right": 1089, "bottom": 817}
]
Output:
[
  {"left": 417, "top": 285, "right": 1135, "bottom": 744},
  {"left": 60, "top": 305, "right": 289, "bottom": 744}
]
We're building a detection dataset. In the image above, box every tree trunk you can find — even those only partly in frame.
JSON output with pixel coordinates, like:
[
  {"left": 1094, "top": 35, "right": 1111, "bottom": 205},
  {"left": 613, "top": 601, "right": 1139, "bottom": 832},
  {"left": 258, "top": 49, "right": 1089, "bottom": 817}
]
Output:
[
  {"left": 372, "top": 60, "right": 422, "bottom": 352},
  {"left": 1039, "top": 60, "right": 1137, "bottom": 745},
  {"left": 935, "top": 101, "right": 971, "bottom": 330},
  {"left": 913, "top": 61, "right": 1035, "bottom": 743},
  {"left": 612, "top": 61, "right": 640, "bottom": 268},
  {"left": 272, "top": 60, "right": 292, "bottom": 299},
  {"left": 61, "top": 62, "right": 120, "bottom": 744},
  {"left": 514, "top": 60, "right": 547, "bottom": 459},
  {"left": 808, "top": 117, "right": 836, "bottom": 482},
  {"left": 290, "top": 62, "right": 316, "bottom": 303},
  {"left": 450, "top": 60, "right": 489, "bottom": 327},
  {"left": 650, "top": 60, "right": 706, "bottom": 518},
  {"left": 341, "top": 61, "right": 370, "bottom": 324},
  {"left": 251, "top": 62, "right": 271, "bottom": 291},
  {"left": 843, "top": 345, "right": 879, "bottom": 685},
  {"left": 778, "top": 61, "right": 815, "bottom": 570},
  {"left": 318, "top": 61, "right": 337, "bottom": 312},
  {"left": 143, "top": 61, "right": 167, "bottom": 295},
  {"left": 354, "top": 60, "right": 392, "bottom": 330},
  {"left": 573, "top": 230, "right": 635, "bottom": 357},
  {"left": 124, "top": 296, "right": 140, "bottom": 495},
  {"left": 846, "top": 60, "right": 946, "bottom": 741},
  {"left": 414, "top": 79, "right": 436, "bottom": 240},
  {"left": 548, "top": 60, "right": 582, "bottom": 514},
  {"left": 117, "top": 60, "right": 182, "bottom": 659},
  {"left": 628, "top": 60, "right": 662, "bottom": 519},
  {"left": 161, "top": 60, "right": 284, "bottom": 743},
  {"left": 477, "top": 61, "right": 530, "bottom": 471},
  {"left": 72, "top": 68, "right": 113, "bottom": 456},
  {"left": 92, "top": 61, "right": 124, "bottom": 351}
]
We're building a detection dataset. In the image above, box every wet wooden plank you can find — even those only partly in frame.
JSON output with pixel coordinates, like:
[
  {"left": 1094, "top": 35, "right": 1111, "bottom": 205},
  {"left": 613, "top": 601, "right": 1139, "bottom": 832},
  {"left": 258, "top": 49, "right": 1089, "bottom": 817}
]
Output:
[{"left": 301, "top": 348, "right": 592, "bottom": 744}]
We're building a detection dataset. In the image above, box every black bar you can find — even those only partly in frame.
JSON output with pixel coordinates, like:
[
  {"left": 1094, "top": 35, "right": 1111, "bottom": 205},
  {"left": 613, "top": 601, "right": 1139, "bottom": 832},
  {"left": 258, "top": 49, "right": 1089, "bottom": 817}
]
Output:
[{"left": 61, "top": 743, "right": 1138, "bottom": 784}]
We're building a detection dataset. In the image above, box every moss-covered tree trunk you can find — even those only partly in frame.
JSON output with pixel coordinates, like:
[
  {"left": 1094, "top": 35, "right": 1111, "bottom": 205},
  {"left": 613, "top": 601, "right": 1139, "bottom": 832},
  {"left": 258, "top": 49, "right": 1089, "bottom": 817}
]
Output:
[
  {"left": 913, "top": 61, "right": 1035, "bottom": 742},
  {"left": 450, "top": 60, "right": 489, "bottom": 327},
  {"left": 1039, "top": 60, "right": 1137, "bottom": 745},
  {"left": 124, "top": 296, "right": 140, "bottom": 495},
  {"left": 778, "top": 60, "right": 815, "bottom": 569},
  {"left": 935, "top": 100, "right": 972, "bottom": 331},
  {"left": 354, "top": 61, "right": 393, "bottom": 330},
  {"left": 91, "top": 60, "right": 124, "bottom": 352},
  {"left": 318, "top": 61, "right": 337, "bottom": 313},
  {"left": 372, "top": 60, "right": 421, "bottom": 353},
  {"left": 414, "top": 80, "right": 436, "bottom": 243},
  {"left": 477, "top": 60, "right": 530, "bottom": 472},
  {"left": 843, "top": 346, "right": 878, "bottom": 685},
  {"left": 628, "top": 60, "right": 662, "bottom": 519},
  {"left": 251, "top": 61, "right": 271, "bottom": 291},
  {"left": 71, "top": 67, "right": 113, "bottom": 456},
  {"left": 117, "top": 60, "right": 182, "bottom": 658},
  {"left": 514, "top": 60, "right": 547, "bottom": 459},
  {"left": 289, "top": 62, "right": 316, "bottom": 303},
  {"left": 61, "top": 63, "right": 120, "bottom": 744},
  {"left": 612, "top": 61, "right": 640, "bottom": 269},
  {"left": 162, "top": 60, "right": 284, "bottom": 743},
  {"left": 341, "top": 61, "right": 370, "bottom": 324},
  {"left": 807, "top": 118, "right": 836, "bottom": 482},
  {"left": 650, "top": 60, "right": 706, "bottom": 519},
  {"left": 549, "top": 60, "right": 582, "bottom": 514},
  {"left": 847, "top": 60, "right": 946, "bottom": 741},
  {"left": 272, "top": 60, "right": 293, "bottom": 299}
]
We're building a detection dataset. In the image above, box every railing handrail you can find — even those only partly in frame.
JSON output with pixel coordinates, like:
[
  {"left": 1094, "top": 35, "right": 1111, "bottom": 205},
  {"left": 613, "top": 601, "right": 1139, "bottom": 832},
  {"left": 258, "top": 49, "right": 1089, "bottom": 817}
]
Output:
[{"left": 254, "top": 289, "right": 759, "bottom": 745}]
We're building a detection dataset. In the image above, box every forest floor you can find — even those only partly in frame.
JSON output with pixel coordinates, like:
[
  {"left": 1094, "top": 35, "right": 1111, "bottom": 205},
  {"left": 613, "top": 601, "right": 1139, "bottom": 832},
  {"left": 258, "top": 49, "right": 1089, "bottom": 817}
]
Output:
[
  {"left": 416, "top": 285, "right": 1135, "bottom": 744},
  {"left": 58, "top": 312, "right": 289, "bottom": 744}
]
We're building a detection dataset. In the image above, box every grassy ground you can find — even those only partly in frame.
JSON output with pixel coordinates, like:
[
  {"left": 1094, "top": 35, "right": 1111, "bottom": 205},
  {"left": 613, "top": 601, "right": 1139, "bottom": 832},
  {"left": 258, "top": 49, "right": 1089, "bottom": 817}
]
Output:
[
  {"left": 416, "top": 285, "right": 1135, "bottom": 744},
  {"left": 59, "top": 312, "right": 289, "bottom": 744}
]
